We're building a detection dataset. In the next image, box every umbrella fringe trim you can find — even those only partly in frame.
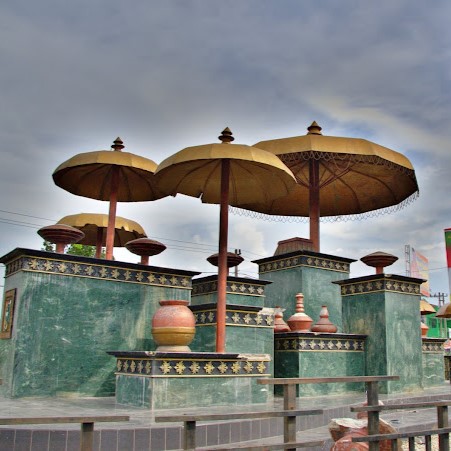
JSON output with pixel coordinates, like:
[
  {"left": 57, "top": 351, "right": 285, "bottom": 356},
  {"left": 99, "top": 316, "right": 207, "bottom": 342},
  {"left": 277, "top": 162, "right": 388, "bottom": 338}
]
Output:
[
  {"left": 230, "top": 191, "right": 419, "bottom": 224},
  {"left": 279, "top": 151, "right": 416, "bottom": 176}
]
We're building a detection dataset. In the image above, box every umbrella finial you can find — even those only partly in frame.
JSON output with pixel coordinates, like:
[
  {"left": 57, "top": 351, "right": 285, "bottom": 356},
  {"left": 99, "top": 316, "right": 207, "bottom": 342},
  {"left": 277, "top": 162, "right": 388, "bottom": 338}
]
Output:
[
  {"left": 111, "top": 137, "right": 125, "bottom": 151},
  {"left": 307, "top": 121, "right": 322, "bottom": 135},
  {"left": 218, "top": 127, "right": 235, "bottom": 144}
]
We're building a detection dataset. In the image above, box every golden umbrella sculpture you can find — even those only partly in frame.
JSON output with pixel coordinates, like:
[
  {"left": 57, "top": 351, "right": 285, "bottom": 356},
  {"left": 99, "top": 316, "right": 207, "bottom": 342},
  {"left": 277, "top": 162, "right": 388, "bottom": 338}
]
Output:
[
  {"left": 243, "top": 122, "right": 419, "bottom": 252},
  {"left": 57, "top": 213, "right": 147, "bottom": 258},
  {"left": 436, "top": 303, "right": 451, "bottom": 318},
  {"left": 53, "top": 138, "right": 165, "bottom": 260},
  {"left": 155, "top": 128, "right": 297, "bottom": 353},
  {"left": 420, "top": 298, "right": 436, "bottom": 315}
]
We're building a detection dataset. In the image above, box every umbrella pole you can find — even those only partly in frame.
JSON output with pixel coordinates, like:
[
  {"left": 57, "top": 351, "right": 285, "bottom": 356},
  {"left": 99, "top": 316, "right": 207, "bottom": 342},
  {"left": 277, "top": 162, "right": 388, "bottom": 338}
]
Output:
[
  {"left": 216, "top": 159, "right": 230, "bottom": 353},
  {"left": 95, "top": 227, "right": 103, "bottom": 258},
  {"left": 106, "top": 167, "right": 120, "bottom": 260},
  {"left": 309, "top": 159, "right": 320, "bottom": 252}
]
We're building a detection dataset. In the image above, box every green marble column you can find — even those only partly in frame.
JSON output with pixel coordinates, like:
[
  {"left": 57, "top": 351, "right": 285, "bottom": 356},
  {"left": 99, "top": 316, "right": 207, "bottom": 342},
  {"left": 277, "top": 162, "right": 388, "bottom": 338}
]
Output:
[
  {"left": 190, "top": 276, "right": 274, "bottom": 369},
  {"left": 253, "top": 251, "right": 355, "bottom": 332},
  {"left": 336, "top": 274, "right": 425, "bottom": 393}
]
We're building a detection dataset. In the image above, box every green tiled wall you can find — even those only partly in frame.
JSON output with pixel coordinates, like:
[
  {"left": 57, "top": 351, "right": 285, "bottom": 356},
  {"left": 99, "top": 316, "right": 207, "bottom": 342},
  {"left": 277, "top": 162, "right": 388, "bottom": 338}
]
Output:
[{"left": 0, "top": 249, "right": 197, "bottom": 398}]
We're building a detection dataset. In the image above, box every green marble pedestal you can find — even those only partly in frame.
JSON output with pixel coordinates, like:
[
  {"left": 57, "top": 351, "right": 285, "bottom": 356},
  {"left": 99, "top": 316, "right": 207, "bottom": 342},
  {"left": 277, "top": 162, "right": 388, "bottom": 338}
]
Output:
[
  {"left": 422, "top": 337, "right": 446, "bottom": 387},
  {"left": 108, "top": 351, "right": 272, "bottom": 409},
  {"left": 253, "top": 251, "right": 355, "bottom": 332},
  {"left": 274, "top": 332, "right": 366, "bottom": 396},
  {"left": 335, "top": 274, "right": 426, "bottom": 393}
]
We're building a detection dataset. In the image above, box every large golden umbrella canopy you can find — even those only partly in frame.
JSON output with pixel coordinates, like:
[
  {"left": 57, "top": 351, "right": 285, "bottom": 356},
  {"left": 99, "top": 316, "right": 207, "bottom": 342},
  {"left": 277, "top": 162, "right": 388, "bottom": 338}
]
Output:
[
  {"left": 53, "top": 138, "right": 165, "bottom": 259},
  {"left": 58, "top": 213, "right": 146, "bottom": 258},
  {"left": 156, "top": 130, "right": 296, "bottom": 205},
  {"left": 155, "top": 128, "right": 297, "bottom": 353},
  {"left": 247, "top": 122, "right": 419, "bottom": 251}
]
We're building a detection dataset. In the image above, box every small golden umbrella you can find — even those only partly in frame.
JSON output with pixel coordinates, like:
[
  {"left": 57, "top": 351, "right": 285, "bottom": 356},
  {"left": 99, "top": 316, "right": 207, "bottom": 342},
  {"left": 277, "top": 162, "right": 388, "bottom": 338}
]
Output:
[
  {"left": 248, "top": 122, "right": 419, "bottom": 251},
  {"left": 155, "top": 128, "right": 297, "bottom": 352},
  {"left": 436, "top": 303, "right": 451, "bottom": 318},
  {"left": 58, "top": 213, "right": 146, "bottom": 258},
  {"left": 53, "top": 138, "right": 165, "bottom": 260},
  {"left": 420, "top": 299, "right": 436, "bottom": 315}
]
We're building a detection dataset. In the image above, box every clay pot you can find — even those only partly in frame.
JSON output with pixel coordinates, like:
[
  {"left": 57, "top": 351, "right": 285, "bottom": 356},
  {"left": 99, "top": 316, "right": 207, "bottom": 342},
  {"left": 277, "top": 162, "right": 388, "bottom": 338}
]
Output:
[
  {"left": 421, "top": 321, "right": 429, "bottom": 337},
  {"left": 274, "top": 307, "right": 290, "bottom": 333},
  {"left": 311, "top": 305, "right": 338, "bottom": 333},
  {"left": 151, "top": 300, "right": 196, "bottom": 352},
  {"left": 287, "top": 293, "right": 313, "bottom": 332}
]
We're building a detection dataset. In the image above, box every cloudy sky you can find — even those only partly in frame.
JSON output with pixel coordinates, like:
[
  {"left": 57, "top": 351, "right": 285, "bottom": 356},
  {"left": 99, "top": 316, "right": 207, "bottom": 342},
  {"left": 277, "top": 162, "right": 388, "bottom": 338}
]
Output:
[{"left": 1, "top": 1, "right": 450, "bottom": 298}]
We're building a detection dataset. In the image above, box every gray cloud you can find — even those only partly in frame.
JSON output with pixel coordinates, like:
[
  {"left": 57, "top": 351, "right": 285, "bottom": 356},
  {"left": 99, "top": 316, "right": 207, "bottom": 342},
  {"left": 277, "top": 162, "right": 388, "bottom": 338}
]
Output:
[{"left": 1, "top": 1, "right": 450, "bottom": 296}]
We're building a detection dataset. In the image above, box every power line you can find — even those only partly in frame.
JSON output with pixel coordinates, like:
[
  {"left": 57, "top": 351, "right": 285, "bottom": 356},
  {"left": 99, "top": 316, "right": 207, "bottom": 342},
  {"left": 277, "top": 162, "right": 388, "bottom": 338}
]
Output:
[
  {"left": 0, "top": 219, "right": 43, "bottom": 229},
  {"left": 0, "top": 208, "right": 267, "bottom": 257},
  {"left": 0, "top": 213, "right": 265, "bottom": 260},
  {"left": 429, "top": 266, "right": 449, "bottom": 272},
  {"left": 0, "top": 209, "right": 56, "bottom": 222}
]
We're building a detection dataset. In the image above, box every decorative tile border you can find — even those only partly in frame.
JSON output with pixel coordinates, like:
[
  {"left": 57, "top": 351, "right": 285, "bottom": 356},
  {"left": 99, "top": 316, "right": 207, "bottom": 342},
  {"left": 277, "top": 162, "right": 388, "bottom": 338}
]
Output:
[
  {"left": 422, "top": 339, "right": 446, "bottom": 353},
  {"left": 339, "top": 278, "right": 421, "bottom": 296},
  {"left": 193, "top": 308, "right": 274, "bottom": 328},
  {"left": 192, "top": 280, "right": 266, "bottom": 297},
  {"left": 257, "top": 255, "right": 350, "bottom": 274},
  {"left": 4, "top": 256, "right": 193, "bottom": 289},
  {"left": 115, "top": 356, "right": 270, "bottom": 377},
  {"left": 275, "top": 336, "right": 365, "bottom": 352}
]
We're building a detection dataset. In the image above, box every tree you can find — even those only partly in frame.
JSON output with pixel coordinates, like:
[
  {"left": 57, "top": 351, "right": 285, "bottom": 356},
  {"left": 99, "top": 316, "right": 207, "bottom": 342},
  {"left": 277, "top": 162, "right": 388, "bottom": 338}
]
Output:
[
  {"left": 42, "top": 240, "right": 55, "bottom": 252},
  {"left": 41, "top": 241, "right": 105, "bottom": 258}
]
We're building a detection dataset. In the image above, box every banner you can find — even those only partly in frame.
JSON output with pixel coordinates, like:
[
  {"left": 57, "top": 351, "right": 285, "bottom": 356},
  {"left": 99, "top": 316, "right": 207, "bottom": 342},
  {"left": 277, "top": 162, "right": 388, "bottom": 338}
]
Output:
[
  {"left": 410, "top": 248, "right": 430, "bottom": 297},
  {"left": 445, "top": 229, "right": 451, "bottom": 297}
]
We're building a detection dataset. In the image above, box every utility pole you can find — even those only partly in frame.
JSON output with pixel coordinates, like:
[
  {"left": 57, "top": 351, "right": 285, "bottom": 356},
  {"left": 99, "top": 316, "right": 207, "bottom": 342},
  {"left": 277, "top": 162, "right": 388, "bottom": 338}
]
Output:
[
  {"left": 405, "top": 244, "right": 411, "bottom": 276},
  {"left": 431, "top": 292, "right": 447, "bottom": 307}
]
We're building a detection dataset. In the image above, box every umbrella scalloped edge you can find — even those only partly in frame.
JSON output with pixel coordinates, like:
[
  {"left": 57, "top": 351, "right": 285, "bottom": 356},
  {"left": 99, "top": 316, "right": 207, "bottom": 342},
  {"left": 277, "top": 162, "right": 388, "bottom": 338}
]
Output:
[{"left": 230, "top": 190, "right": 419, "bottom": 224}]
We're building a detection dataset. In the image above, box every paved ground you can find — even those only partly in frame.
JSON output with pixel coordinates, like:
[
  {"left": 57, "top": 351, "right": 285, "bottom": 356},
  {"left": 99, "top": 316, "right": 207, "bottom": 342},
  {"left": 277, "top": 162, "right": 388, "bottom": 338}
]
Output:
[{"left": 0, "top": 384, "right": 450, "bottom": 450}]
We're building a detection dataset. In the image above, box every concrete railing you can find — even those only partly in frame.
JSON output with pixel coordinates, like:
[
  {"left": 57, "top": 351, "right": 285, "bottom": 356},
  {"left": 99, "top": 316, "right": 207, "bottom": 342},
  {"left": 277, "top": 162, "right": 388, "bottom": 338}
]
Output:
[
  {"left": 156, "top": 375, "right": 398, "bottom": 450},
  {"left": 351, "top": 400, "right": 451, "bottom": 450}
]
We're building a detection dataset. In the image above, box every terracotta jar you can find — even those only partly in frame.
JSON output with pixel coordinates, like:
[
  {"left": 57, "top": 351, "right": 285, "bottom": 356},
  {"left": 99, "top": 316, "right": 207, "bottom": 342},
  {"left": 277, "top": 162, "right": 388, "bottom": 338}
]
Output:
[
  {"left": 311, "top": 305, "right": 338, "bottom": 333},
  {"left": 151, "top": 300, "right": 196, "bottom": 352},
  {"left": 421, "top": 321, "right": 429, "bottom": 337},
  {"left": 287, "top": 293, "right": 313, "bottom": 332},
  {"left": 274, "top": 307, "right": 290, "bottom": 333}
]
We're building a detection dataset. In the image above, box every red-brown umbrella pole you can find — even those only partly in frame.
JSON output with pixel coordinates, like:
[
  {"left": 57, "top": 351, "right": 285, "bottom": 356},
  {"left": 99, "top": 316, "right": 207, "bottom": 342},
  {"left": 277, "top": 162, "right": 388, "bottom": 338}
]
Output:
[
  {"left": 309, "top": 159, "right": 320, "bottom": 252},
  {"left": 105, "top": 166, "right": 120, "bottom": 260},
  {"left": 216, "top": 158, "right": 230, "bottom": 353},
  {"left": 95, "top": 227, "right": 103, "bottom": 258}
]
